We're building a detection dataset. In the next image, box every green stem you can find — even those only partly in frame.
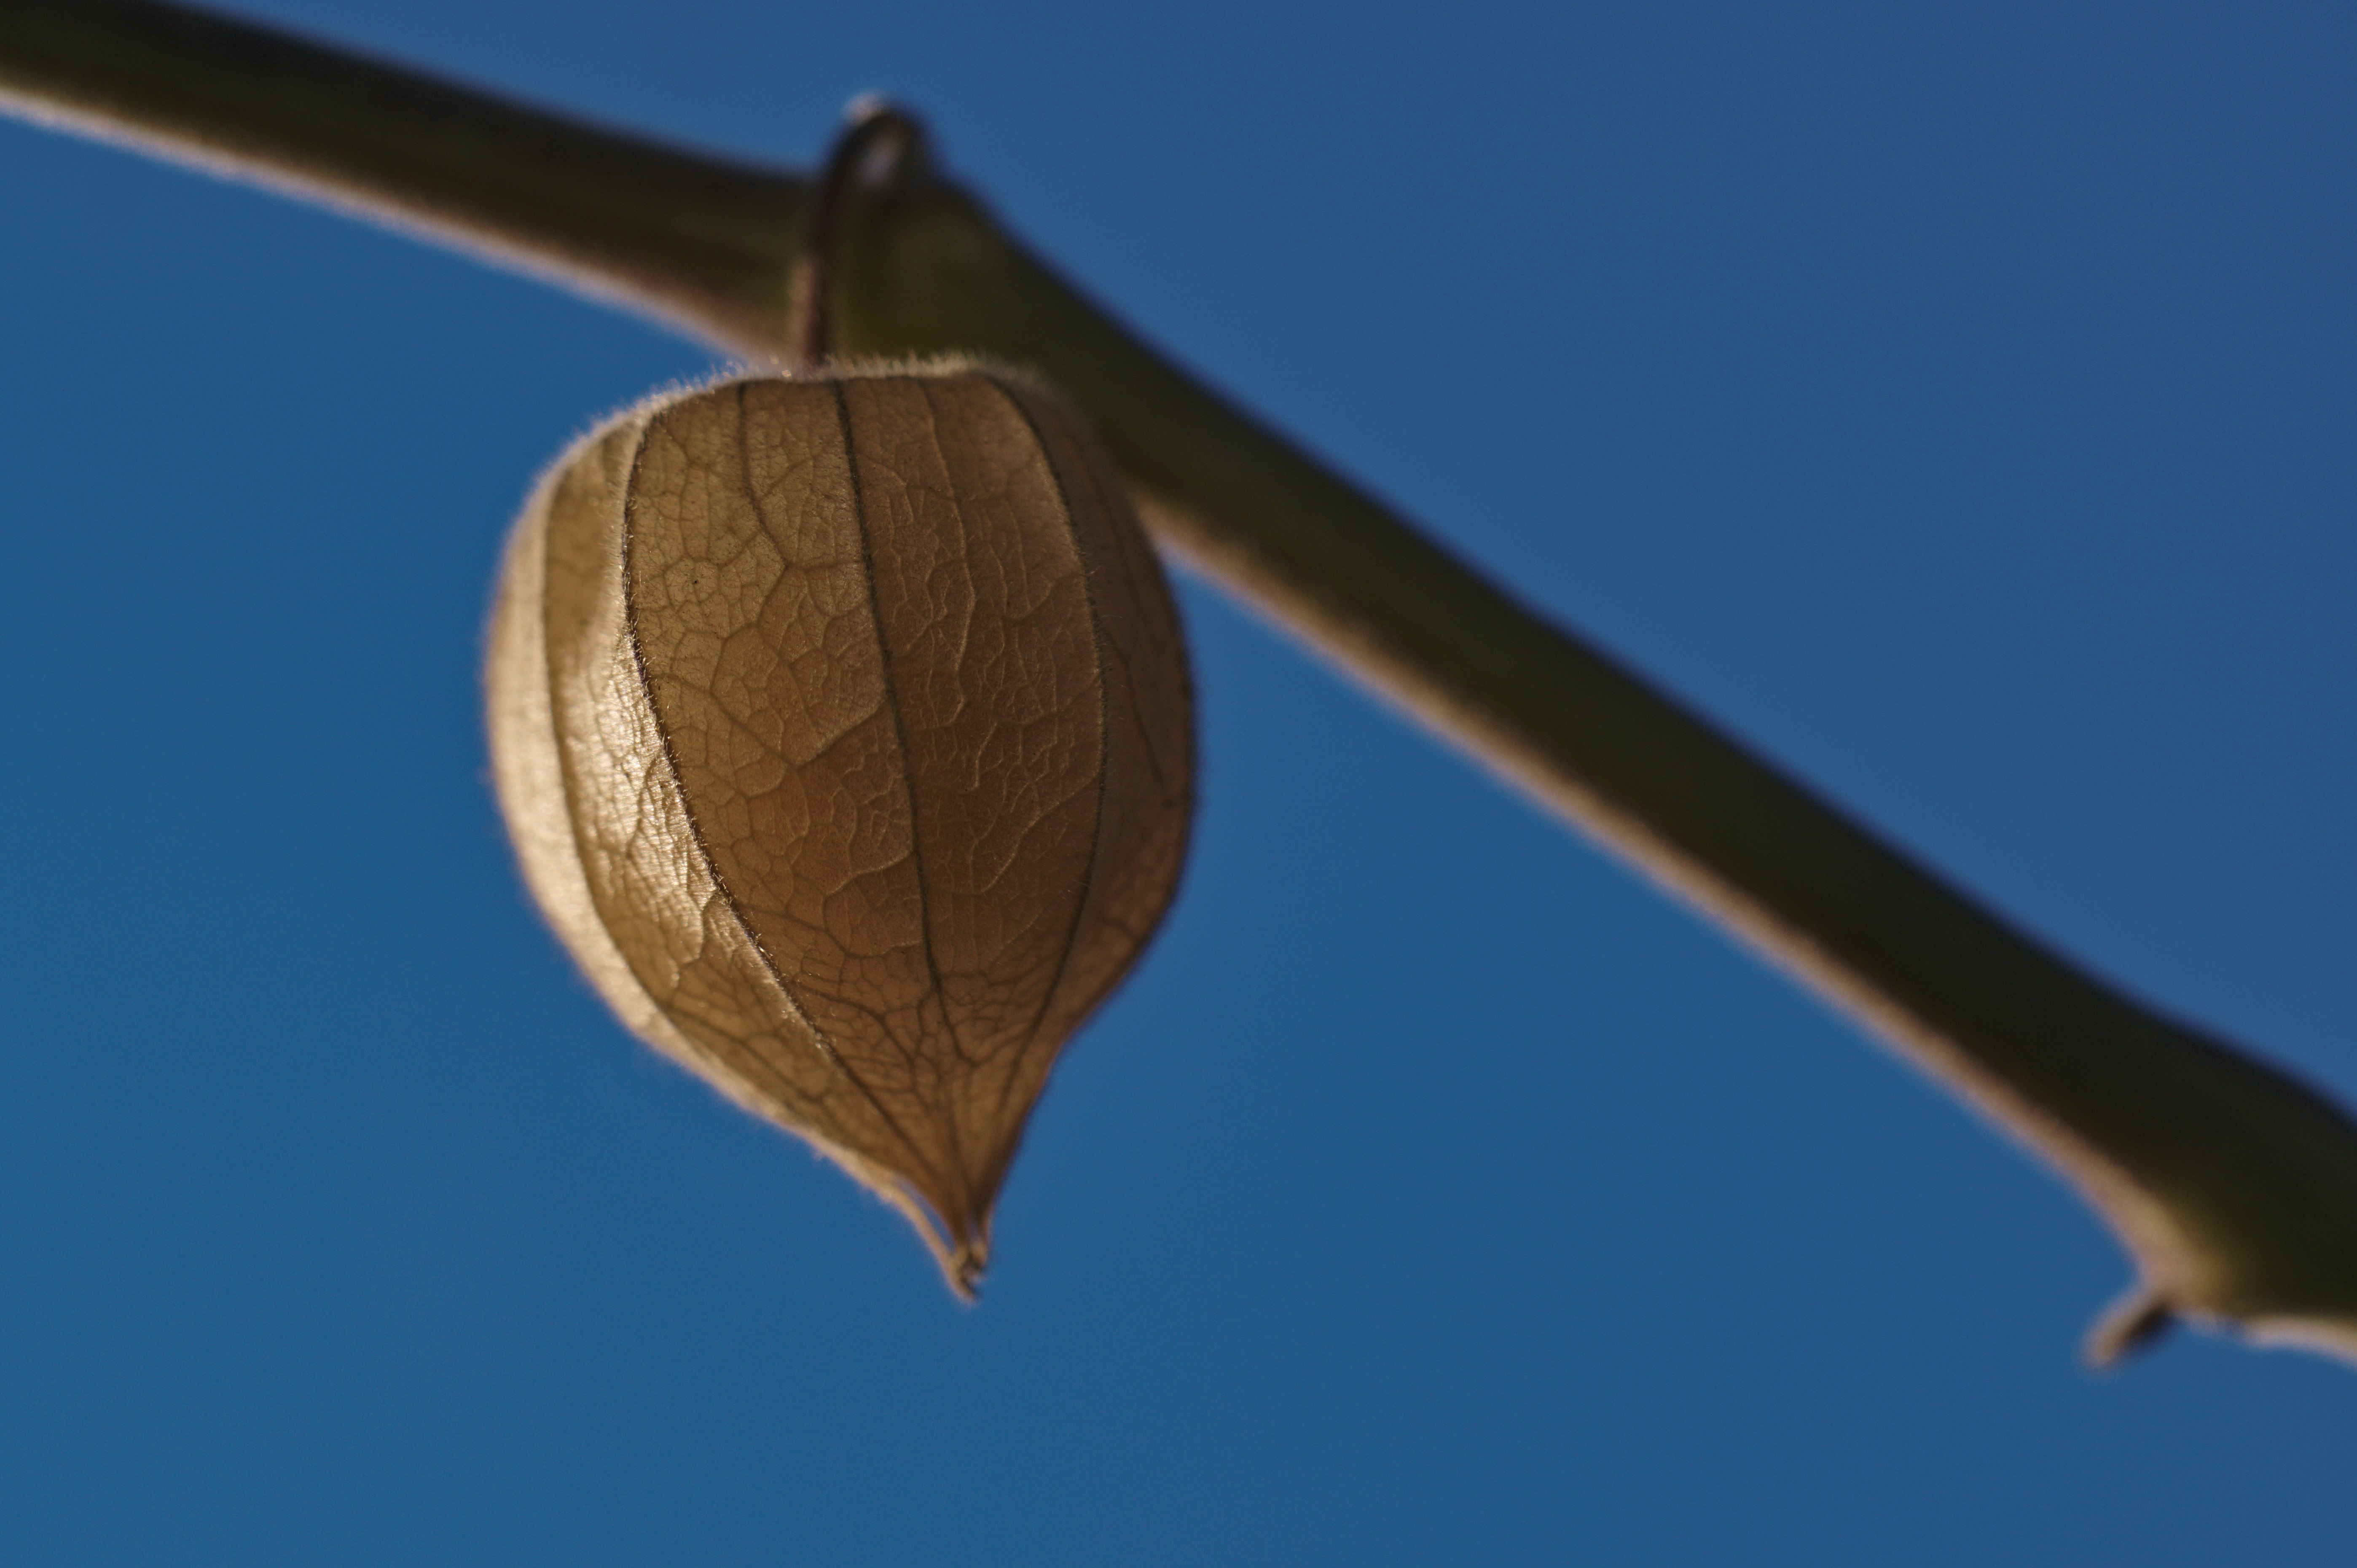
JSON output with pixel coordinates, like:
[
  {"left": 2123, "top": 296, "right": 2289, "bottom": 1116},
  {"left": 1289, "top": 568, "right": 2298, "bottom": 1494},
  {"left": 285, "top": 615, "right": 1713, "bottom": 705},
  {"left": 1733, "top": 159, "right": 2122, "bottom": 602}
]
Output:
[
  {"left": 0, "top": 0, "right": 808, "bottom": 336},
  {"left": 6, "top": 0, "right": 2354, "bottom": 1365}
]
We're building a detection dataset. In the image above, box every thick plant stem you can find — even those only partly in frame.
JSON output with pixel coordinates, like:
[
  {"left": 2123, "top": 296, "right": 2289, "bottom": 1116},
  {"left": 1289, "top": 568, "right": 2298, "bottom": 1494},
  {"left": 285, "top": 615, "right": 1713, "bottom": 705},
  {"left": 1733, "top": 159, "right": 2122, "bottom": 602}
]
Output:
[
  {"left": 5, "top": 0, "right": 2354, "bottom": 1364},
  {"left": 0, "top": 0, "right": 809, "bottom": 337}
]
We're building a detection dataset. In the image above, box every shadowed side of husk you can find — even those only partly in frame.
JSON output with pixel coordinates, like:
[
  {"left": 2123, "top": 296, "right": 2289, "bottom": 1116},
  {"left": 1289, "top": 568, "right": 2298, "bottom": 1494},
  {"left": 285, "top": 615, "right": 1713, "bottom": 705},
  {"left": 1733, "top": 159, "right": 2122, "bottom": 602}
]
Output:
[
  {"left": 984, "top": 375, "right": 1195, "bottom": 1206},
  {"left": 834, "top": 371, "right": 1192, "bottom": 1249}
]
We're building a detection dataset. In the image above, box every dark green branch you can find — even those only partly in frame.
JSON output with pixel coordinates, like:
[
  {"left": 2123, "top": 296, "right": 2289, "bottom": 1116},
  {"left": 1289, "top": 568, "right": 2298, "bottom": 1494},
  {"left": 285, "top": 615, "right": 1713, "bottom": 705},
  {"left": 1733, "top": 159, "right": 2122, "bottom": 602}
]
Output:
[
  {"left": 6, "top": 0, "right": 2354, "bottom": 1366},
  {"left": 0, "top": 0, "right": 807, "bottom": 334}
]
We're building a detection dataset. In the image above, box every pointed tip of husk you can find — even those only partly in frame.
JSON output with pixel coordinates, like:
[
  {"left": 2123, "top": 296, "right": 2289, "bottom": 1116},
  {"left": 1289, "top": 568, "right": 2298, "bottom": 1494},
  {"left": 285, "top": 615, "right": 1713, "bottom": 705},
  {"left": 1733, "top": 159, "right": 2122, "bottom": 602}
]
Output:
[
  {"left": 945, "top": 1243, "right": 988, "bottom": 1304},
  {"left": 922, "top": 1221, "right": 989, "bottom": 1304},
  {"left": 874, "top": 1173, "right": 993, "bottom": 1303}
]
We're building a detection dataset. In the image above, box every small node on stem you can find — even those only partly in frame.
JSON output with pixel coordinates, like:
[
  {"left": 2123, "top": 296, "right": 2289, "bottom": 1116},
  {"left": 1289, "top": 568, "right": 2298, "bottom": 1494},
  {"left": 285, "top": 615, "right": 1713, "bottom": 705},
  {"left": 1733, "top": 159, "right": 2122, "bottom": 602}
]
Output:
[
  {"left": 2084, "top": 1284, "right": 2176, "bottom": 1368},
  {"left": 785, "top": 96, "right": 932, "bottom": 373}
]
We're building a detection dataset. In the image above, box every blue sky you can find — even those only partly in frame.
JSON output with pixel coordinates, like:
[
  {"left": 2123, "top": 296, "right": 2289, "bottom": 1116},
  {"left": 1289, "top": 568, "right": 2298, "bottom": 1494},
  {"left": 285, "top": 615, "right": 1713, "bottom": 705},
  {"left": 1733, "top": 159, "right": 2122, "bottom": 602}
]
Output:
[{"left": 2, "top": 1, "right": 2352, "bottom": 1561}]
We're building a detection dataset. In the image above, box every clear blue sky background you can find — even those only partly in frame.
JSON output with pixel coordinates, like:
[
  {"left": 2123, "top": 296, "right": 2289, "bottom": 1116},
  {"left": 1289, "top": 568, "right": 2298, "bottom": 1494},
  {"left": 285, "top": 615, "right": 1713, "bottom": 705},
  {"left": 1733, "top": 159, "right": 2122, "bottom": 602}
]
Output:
[{"left": 2, "top": 1, "right": 2352, "bottom": 1561}]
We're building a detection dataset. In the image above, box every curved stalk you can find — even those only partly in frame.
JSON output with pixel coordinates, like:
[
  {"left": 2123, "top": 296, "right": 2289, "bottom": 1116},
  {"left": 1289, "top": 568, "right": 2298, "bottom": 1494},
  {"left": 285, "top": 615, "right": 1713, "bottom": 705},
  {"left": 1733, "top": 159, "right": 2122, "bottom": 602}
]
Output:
[{"left": 4, "top": 0, "right": 2354, "bottom": 1364}]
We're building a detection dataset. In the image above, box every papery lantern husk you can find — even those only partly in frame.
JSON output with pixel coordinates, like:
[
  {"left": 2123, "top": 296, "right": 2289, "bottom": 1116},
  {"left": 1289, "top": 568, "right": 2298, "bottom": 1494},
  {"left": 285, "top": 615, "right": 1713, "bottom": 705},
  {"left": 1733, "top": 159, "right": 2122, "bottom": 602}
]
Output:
[{"left": 485, "top": 361, "right": 1194, "bottom": 1295}]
